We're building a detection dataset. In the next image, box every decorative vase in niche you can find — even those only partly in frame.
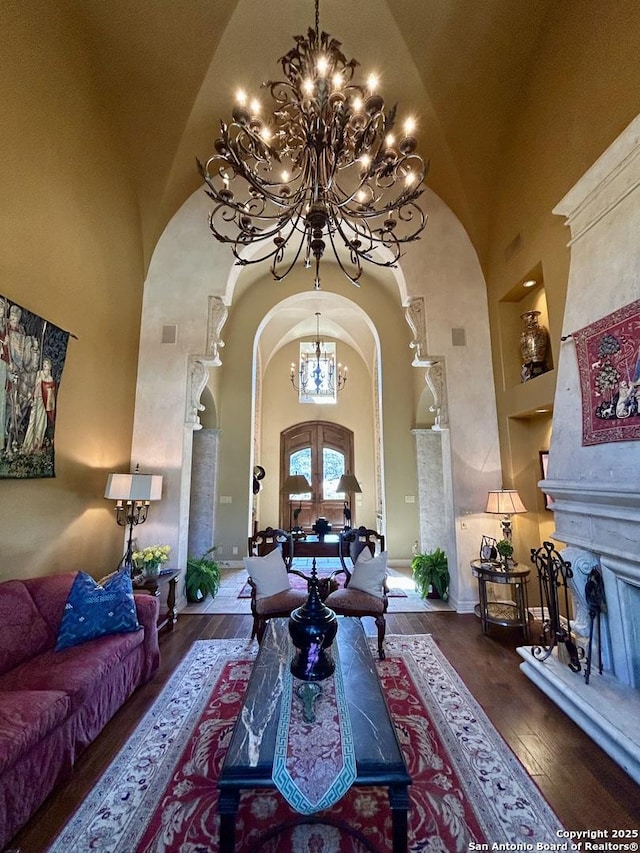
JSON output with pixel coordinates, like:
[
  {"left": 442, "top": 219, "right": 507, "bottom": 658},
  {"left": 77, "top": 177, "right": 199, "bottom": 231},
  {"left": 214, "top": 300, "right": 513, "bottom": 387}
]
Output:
[
  {"left": 289, "top": 561, "right": 338, "bottom": 682},
  {"left": 519, "top": 310, "right": 549, "bottom": 381}
]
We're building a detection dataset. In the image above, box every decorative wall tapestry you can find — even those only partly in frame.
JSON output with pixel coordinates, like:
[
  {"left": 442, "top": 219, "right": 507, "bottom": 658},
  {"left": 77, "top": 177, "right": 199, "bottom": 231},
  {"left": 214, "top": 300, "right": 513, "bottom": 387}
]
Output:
[
  {"left": 0, "top": 296, "right": 71, "bottom": 478},
  {"left": 574, "top": 298, "right": 640, "bottom": 446}
]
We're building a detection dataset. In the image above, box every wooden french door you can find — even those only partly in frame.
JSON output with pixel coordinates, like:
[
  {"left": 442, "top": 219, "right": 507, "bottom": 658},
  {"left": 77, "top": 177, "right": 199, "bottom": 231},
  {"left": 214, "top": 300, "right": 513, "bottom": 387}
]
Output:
[{"left": 280, "top": 421, "right": 354, "bottom": 532}]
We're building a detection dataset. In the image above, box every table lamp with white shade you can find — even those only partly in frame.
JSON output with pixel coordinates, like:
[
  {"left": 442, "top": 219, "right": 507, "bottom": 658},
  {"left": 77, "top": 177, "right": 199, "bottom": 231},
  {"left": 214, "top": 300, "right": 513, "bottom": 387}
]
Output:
[{"left": 485, "top": 489, "right": 527, "bottom": 543}]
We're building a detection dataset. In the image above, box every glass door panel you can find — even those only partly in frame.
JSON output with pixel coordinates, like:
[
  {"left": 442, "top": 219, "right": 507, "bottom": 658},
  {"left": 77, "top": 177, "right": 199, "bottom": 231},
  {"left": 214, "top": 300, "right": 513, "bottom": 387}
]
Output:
[
  {"left": 280, "top": 422, "right": 354, "bottom": 532},
  {"left": 289, "top": 449, "right": 312, "bottom": 499},
  {"left": 322, "top": 448, "right": 345, "bottom": 499}
]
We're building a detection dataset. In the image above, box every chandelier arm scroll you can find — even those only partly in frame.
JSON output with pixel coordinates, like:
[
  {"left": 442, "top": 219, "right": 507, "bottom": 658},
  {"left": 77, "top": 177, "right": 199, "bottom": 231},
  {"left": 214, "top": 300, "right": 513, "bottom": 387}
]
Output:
[
  {"left": 271, "top": 221, "right": 312, "bottom": 282},
  {"left": 325, "top": 222, "right": 364, "bottom": 285}
]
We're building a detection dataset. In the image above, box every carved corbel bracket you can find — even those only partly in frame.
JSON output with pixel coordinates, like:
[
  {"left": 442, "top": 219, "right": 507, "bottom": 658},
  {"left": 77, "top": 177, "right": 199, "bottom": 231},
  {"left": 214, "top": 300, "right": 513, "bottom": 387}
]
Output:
[
  {"left": 560, "top": 546, "right": 601, "bottom": 637},
  {"left": 404, "top": 296, "right": 428, "bottom": 364},
  {"left": 186, "top": 358, "right": 207, "bottom": 431},
  {"left": 186, "top": 355, "right": 222, "bottom": 431},
  {"left": 424, "top": 358, "right": 449, "bottom": 429},
  {"left": 207, "top": 296, "right": 228, "bottom": 366}
]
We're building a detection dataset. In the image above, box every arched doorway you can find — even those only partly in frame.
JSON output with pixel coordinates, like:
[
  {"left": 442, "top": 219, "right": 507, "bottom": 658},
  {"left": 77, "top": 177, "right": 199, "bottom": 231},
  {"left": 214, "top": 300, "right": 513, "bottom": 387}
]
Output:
[{"left": 280, "top": 421, "right": 354, "bottom": 531}]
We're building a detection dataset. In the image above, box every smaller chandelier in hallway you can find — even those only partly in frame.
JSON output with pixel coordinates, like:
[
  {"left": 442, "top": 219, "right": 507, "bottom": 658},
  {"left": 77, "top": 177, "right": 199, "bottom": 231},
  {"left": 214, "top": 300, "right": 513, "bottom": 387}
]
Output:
[
  {"left": 291, "top": 312, "right": 347, "bottom": 399},
  {"left": 197, "top": 0, "right": 428, "bottom": 290}
]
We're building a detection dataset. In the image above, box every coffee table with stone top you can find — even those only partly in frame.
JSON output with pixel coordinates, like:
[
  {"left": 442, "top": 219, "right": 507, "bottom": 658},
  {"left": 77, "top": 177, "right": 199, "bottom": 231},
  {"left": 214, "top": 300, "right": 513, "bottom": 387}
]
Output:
[{"left": 218, "top": 616, "right": 411, "bottom": 852}]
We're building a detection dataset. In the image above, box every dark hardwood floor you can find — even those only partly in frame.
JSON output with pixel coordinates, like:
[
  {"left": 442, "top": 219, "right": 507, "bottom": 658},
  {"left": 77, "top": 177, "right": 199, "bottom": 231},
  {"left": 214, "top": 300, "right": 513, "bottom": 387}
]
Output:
[{"left": 9, "top": 612, "right": 640, "bottom": 852}]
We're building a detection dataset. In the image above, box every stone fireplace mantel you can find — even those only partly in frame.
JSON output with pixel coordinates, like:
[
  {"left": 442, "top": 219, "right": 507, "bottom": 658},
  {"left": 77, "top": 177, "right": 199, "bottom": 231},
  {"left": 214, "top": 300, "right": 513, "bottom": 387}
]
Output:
[
  {"left": 545, "top": 480, "right": 640, "bottom": 569},
  {"left": 519, "top": 114, "right": 640, "bottom": 787}
]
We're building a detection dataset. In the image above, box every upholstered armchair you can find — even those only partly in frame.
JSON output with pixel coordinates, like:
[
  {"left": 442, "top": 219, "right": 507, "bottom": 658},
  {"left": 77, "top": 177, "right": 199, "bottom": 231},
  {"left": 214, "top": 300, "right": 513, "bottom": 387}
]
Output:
[
  {"left": 244, "top": 527, "right": 310, "bottom": 643},
  {"left": 323, "top": 527, "right": 388, "bottom": 659}
]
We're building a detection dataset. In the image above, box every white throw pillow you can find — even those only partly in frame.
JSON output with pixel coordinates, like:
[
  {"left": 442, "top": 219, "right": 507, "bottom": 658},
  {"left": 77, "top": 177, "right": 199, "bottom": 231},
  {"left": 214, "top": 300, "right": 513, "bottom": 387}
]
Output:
[
  {"left": 348, "top": 550, "right": 387, "bottom": 597},
  {"left": 352, "top": 542, "right": 372, "bottom": 562},
  {"left": 243, "top": 547, "right": 291, "bottom": 599}
]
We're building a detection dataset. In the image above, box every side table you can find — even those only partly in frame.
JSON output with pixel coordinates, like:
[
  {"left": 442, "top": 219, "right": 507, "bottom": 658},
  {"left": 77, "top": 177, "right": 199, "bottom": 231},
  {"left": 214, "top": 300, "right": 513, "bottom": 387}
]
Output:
[
  {"left": 133, "top": 569, "right": 180, "bottom": 632},
  {"left": 470, "top": 560, "right": 531, "bottom": 641}
]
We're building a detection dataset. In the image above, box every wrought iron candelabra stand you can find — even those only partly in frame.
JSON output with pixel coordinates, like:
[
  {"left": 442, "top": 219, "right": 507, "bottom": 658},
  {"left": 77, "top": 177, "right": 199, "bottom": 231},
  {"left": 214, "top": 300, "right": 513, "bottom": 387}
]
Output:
[
  {"left": 530, "top": 541, "right": 582, "bottom": 673},
  {"left": 114, "top": 500, "right": 150, "bottom": 575}
]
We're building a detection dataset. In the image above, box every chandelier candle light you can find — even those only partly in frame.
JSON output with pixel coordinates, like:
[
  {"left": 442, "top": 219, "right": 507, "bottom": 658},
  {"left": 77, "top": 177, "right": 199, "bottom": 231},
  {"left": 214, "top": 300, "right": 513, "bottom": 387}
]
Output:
[
  {"left": 197, "top": 0, "right": 428, "bottom": 290},
  {"left": 291, "top": 312, "right": 346, "bottom": 397}
]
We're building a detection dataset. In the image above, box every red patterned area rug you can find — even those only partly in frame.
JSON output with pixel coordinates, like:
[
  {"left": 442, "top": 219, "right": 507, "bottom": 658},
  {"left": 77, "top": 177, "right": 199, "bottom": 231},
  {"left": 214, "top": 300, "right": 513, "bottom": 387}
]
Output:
[{"left": 46, "top": 636, "right": 562, "bottom": 853}]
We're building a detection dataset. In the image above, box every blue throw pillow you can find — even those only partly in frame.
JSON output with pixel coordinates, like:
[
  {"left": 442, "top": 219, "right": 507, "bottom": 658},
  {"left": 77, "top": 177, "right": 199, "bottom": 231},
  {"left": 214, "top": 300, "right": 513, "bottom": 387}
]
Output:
[{"left": 55, "top": 570, "right": 141, "bottom": 651}]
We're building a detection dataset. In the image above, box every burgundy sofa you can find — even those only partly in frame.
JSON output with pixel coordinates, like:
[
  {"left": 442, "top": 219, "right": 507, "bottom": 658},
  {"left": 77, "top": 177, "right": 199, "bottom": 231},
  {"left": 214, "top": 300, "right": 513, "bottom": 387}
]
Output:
[{"left": 0, "top": 572, "right": 160, "bottom": 850}]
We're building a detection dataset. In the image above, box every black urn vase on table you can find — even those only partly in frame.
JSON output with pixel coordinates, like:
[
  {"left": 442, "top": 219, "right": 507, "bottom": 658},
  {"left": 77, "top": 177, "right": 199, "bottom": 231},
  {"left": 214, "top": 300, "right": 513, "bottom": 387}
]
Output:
[{"left": 289, "top": 560, "right": 338, "bottom": 682}]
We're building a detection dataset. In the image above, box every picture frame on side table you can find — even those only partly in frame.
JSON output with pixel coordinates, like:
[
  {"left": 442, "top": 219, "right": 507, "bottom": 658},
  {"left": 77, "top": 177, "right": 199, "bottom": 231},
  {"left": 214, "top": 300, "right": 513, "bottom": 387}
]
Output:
[
  {"left": 479, "top": 535, "right": 498, "bottom": 563},
  {"left": 539, "top": 450, "right": 553, "bottom": 510}
]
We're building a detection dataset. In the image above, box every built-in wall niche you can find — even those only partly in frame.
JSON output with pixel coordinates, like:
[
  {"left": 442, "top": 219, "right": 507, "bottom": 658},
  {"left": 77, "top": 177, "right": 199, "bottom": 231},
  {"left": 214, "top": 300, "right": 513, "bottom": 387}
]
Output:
[
  {"left": 506, "top": 407, "right": 555, "bottom": 607},
  {"left": 508, "top": 408, "right": 554, "bottom": 513},
  {"left": 497, "top": 266, "right": 554, "bottom": 389}
]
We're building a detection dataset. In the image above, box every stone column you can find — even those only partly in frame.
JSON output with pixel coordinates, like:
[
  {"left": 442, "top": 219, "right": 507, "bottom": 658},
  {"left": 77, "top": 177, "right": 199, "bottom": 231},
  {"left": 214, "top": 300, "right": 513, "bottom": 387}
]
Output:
[
  {"left": 188, "top": 428, "right": 221, "bottom": 558},
  {"left": 413, "top": 428, "right": 446, "bottom": 553}
]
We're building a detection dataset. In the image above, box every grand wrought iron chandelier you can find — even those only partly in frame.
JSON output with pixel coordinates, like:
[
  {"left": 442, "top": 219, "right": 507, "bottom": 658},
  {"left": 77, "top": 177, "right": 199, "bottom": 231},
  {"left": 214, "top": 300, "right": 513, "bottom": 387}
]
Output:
[
  {"left": 291, "top": 312, "right": 347, "bottom": 396},
  {"left": 197, "top": 0, "right": 428, "bottom": 290}
]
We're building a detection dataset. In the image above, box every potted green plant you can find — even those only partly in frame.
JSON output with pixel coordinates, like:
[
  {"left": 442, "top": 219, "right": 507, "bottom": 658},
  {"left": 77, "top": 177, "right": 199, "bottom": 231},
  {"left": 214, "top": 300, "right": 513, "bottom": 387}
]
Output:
[
  {"left": 496, "top": 539, "right": 514, "bottom": 570},
  {"left": 411, "top": 548, "right": 449, "bottom": 600},
  {"left": 185, "top": 546, "right": 221, "bottom": 603}
]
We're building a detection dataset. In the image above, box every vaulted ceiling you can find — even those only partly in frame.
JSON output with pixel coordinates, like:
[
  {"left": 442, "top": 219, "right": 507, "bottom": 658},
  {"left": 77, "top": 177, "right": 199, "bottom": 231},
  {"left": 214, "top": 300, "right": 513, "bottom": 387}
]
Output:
[{"left": 71, "top": 0, "right": 553, "bottom": 271}]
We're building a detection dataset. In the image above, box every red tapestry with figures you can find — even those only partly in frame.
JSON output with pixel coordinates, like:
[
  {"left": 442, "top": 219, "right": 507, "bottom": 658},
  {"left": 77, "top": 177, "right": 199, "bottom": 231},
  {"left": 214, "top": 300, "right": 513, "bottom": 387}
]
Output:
[{"left": 574, "top": 299, "right": 640, "bottom": 446}]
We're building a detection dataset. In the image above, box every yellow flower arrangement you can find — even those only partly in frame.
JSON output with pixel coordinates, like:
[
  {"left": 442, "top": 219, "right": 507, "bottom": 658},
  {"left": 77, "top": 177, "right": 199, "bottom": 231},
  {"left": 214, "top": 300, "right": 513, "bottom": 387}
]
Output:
[{"left": 132, "top": 544, "right": 171, "bottom": 576}]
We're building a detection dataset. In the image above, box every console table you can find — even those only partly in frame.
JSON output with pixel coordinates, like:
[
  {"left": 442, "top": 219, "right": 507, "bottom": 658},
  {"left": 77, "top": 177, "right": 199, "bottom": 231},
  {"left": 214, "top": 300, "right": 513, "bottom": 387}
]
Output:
[
  {"left": 292, "top": 535, "right": 348, "bottom": 558},
  {"left": 470, "top": 560, "right": 531, "bottom": 641},
  {"left": 132, "top": 569, "right": 179, "bottom": 632}
]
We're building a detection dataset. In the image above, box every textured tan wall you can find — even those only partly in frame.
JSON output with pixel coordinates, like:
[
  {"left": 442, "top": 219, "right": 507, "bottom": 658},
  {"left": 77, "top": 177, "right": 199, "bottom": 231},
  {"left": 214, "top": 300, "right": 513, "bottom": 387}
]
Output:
[{"left": 0, "top": 5, "right": 143, "bottom": 579}]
